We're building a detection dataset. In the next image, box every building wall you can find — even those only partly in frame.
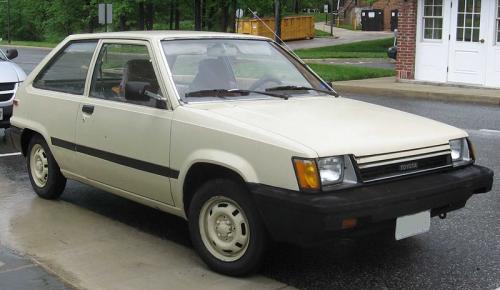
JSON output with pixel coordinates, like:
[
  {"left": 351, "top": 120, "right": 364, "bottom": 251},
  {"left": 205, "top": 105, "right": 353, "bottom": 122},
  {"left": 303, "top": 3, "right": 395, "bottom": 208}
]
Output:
[
  {"left": 372, "top": 0, "right": 400, "bottom": 31},
  {"left": 344, "top": 0, "right": 400, "bottom": 31},
  {"left": 395, "top": 0, "right": 417, "bottom": 80}
]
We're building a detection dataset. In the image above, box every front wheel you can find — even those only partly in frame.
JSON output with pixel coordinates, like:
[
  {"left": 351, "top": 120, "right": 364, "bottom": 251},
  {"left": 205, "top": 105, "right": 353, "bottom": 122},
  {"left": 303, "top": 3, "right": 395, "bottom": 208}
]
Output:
[
  {"left": 188, "top": 179, "right": 268, "bottom": 276},
  {"left": 27, "top": 135, "right": 66, "bottom": 199}
]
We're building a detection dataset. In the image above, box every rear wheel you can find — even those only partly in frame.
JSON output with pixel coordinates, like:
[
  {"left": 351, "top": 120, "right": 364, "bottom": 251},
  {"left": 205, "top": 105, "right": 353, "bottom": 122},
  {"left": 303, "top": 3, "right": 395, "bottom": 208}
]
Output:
[
  {"left": 188, "top": 179, "right": 268, "bottom": 276},
  {"left": 27, "top": 135, "right": 66, "bottom": 199}
]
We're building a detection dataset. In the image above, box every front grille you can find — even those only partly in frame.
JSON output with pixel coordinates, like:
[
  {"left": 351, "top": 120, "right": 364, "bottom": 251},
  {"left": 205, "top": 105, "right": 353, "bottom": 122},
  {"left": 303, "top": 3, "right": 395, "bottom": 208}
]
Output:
[
  {"left": 0, "top": 93, "right": 14, "bottom": 102},
  {"left": 355, "top": 144, "right": 453, "bottom": 182},
  {"left": 0, "top": 82, "right": 16, "bottom": 91},
  {"left": 358, "top": 154, "right": 452, "bottom": 182}
]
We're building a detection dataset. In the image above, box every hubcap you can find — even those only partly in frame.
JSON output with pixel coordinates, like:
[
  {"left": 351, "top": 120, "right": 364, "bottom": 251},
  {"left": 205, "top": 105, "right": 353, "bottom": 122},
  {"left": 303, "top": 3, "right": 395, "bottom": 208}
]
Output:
[
  {"left": 199, "top": 196, "right": 250, "bottom": 262},
  {"left": 30, "top": 144, "right": 49, "bottom": 188}
]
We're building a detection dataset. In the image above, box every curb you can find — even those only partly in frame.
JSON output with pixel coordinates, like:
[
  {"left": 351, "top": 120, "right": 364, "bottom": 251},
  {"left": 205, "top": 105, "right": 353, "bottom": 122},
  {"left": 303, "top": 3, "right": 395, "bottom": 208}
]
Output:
[
  {"left": 334, "top": 84, "right": 500, "bottom": 106},
  {"left": 0, "top": 44, "right": 54, "bottom": 50}
]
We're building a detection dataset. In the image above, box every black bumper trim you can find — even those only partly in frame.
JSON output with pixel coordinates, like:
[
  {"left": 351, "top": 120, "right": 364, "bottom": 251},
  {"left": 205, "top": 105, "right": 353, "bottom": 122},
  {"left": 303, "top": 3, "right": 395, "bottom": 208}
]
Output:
[
  {"left": 249, "top": 165, "right": 493, "bottom": 246},
  {"left": 4, "top": 126, "right": 23, "bottom": 153}
]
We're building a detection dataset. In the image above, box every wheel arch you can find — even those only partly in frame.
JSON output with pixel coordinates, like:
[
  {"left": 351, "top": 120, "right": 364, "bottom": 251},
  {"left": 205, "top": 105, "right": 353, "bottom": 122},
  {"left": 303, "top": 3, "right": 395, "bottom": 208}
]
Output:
[{"left": 181, "top": 159, "right": 256, "bottom": 218}]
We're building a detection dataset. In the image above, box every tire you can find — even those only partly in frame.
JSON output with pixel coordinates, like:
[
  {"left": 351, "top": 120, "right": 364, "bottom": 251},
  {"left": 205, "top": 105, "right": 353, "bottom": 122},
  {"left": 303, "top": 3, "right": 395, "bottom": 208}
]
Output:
[
  {"left": 188, "top": 178, "right": 268, "bottom": 276},
  {"left": 27, "top": 134, "right": 66, "bottom": 199}
]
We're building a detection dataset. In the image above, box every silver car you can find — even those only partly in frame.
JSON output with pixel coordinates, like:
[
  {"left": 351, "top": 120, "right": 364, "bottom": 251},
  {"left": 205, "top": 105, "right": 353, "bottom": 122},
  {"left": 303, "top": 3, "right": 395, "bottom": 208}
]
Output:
[{"left": 0, "top": 48, "right": 26, "bottom": 128}]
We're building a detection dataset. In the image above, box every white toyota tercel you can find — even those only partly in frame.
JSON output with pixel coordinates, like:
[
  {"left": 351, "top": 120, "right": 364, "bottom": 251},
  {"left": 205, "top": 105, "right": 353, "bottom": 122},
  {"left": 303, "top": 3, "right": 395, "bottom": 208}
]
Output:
[{"left": 7, "top": 32, "right": 493, "bottom": 276}]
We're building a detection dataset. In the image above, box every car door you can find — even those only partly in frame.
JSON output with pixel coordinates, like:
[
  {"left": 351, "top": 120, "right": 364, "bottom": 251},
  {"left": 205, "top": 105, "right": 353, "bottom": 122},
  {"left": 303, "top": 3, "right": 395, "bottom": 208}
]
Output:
[
  {"left": 28, "top": 40, "right": 98, "bottom": 175},
  {"left": 75, "top": 39, "right": 175, "bottom": 205}
]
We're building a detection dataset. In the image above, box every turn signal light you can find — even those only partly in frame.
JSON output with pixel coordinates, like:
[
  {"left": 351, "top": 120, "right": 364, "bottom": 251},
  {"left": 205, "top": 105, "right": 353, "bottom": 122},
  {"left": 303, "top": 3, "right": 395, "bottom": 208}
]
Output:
[
  {"left": 293, "top": 158, "right": 320, "bottom": 191},
  {"left": 341, "top": 218, "right": 358, "bottom": 229}
]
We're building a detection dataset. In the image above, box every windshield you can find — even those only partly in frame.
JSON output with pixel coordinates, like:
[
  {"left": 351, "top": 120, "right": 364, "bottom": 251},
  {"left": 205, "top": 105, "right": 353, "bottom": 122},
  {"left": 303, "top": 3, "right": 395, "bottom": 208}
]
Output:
[
  {"left": 0, "top": 50, "right": 6, "bottom": 61},
  {"left": 161, "top": 39, "right": 328, "bottom": 102}
]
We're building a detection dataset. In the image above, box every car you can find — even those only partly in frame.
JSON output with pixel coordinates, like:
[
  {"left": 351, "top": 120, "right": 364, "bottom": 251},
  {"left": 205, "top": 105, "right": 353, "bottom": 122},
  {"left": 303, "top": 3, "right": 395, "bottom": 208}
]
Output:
[
  {"left": 7, "top": 31, "right": 493, "bottom": 276},
  {"left": 0, "top": 48, "right": 26, "bottom": 128}
]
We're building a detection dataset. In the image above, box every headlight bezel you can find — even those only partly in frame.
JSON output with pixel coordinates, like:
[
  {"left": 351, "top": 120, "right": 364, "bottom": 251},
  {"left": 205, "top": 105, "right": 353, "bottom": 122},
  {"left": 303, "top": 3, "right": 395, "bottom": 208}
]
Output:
[
  {"left": 292, "top": 155, "right": 357, "bottom": 192},
  {"left": 449, "top": 137, "right": 474, "bottom": 167}
]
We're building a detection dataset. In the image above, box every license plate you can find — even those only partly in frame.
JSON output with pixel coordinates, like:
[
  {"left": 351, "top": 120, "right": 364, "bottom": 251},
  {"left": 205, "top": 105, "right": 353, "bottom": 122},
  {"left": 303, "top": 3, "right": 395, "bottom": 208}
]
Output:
[
  {"left": 0, "top": 108, "right": 3, "bottom": 120},
  {"left": 395, "top": 210, "right": 430, "bottom": 240}
]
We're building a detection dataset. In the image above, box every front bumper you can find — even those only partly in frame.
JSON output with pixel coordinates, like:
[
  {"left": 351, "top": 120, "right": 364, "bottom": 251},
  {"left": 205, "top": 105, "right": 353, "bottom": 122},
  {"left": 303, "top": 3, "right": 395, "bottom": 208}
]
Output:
[
  {"left": 249, "top": 165, "right": 493, "bottom": 246},
  {"left": 0, "top": 104, "right": 13, "bottom": 128}
]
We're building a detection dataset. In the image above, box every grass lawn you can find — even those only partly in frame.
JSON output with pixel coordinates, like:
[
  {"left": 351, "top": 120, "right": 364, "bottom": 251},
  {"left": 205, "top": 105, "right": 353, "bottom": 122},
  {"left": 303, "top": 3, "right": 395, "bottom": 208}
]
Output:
[
  {"left": 295, "top": 37, "right": 393, "bottom": 59},
  {"left": 308, "top": 63, "right": 394, "bottom": 82},
  {"left": 315, "top": 29, "right": 332, "bottom": 38},
  {"left": 0, "top": 40, "right": 57, "bottom": 48}
]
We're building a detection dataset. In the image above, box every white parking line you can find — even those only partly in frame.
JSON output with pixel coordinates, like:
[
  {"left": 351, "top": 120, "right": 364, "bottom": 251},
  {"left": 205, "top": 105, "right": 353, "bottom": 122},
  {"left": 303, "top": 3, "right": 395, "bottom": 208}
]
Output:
[
  {"left": 479, "top": 129, "right": 500, "bottom": 134},
  {"left": 0, "top": 152, "right": 22, "bottom": 158}
]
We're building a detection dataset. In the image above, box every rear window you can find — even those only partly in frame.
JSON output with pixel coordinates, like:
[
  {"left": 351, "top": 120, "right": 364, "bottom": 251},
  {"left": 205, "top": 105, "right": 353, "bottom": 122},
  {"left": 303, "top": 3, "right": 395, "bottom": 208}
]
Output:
[{"left": 33, "top": 41, "right": 98, "bottom": 95}]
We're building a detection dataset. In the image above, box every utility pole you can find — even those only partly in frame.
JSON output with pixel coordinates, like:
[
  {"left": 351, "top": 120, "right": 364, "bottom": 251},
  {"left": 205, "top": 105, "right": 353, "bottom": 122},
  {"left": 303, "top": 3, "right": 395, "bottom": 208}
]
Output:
[{"left": 274, "top": 0, "right": 281, "bottom": 44}]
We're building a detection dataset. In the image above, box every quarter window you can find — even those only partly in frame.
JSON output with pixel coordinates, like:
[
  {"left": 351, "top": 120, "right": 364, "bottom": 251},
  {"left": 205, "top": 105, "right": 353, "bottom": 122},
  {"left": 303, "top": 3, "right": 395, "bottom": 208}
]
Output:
[
  {"left": 90, "top": 43, "right": 164, "bottom": 109},
  {"left": 423, "top": 0, "right": 443, "bottom": 40},
  {"left": 33, "top": 41, "right": 97, "bottom": 95},
  {"left": 456, "top": 0, "right": 481, "bottom": 42}
]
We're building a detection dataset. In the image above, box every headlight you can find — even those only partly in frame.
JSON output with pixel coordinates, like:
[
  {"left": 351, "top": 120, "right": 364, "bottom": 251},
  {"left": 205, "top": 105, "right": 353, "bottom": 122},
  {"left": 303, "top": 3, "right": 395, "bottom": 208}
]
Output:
[
  {"left": 449, "top": 138, "right": 473, "bottom": 166},
  {"left": 317, "top": 156, "right": 344, "bottom": 186},
  {"left": 293, "top": 156, "right": 345, "bottom": 192}
]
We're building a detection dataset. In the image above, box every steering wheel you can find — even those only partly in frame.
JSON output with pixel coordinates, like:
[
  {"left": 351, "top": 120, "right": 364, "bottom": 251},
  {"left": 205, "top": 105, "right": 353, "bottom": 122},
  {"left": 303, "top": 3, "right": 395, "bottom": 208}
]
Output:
[{"left": 249, "top": 75, "right": 282, "bottom": 91}]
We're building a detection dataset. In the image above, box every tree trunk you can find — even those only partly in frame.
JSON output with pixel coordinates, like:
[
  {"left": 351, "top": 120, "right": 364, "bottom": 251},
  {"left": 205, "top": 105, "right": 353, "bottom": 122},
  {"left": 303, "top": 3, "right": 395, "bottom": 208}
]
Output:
[
  {"left": 229, "top": 0, "right": 237, "bottom": 32},
  {"left": 202, "top": 0, "right": 207, "bottom": 30},
  {"left": 138, "top": 2, "right": 145, "bottom": 30},
  {"left": 294, "top": 0, "right": 300, "bottom": 14},
  {"left": 174, "top": 0, "right": 180, "bottom": 30},
  {"left": 194, "top": 0, "right": 202, "bottom": 30},
  {"left": 221, "top": 0, "right": 229, "bottom": 32},
  {"left": 169, "top": 0, "right": 174, "bottom": 30},
  {"left": 145, "top": 2, "right": 154, "bottom": 30},
  {"left": 119, "top": 14, "right": 127, "bottom": 31}
]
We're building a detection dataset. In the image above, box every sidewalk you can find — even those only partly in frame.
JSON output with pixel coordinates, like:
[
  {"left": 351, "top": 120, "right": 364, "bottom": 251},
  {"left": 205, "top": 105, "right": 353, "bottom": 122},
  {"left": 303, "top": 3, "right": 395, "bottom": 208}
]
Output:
[
  {"left": 0, "top": 246, "right": 71, "bottom": 290},
  {"left": 286, "top": 23, "right": 392, "bottom": 50},
  {"left": 333, "top": 77, "right": 500, "bottom": 106}
]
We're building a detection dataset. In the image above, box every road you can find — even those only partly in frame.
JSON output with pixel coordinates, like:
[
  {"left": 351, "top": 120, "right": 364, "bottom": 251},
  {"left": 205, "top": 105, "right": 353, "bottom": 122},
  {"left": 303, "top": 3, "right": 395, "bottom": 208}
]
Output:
[{"left": 0, "top": 46, "right": 51, "bottom": 74}]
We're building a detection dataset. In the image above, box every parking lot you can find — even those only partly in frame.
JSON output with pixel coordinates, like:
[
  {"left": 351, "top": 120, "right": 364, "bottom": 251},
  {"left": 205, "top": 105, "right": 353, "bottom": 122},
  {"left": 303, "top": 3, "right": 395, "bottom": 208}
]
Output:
[{"left": 0, "top": 82, "right": 498, "bottom": 289}]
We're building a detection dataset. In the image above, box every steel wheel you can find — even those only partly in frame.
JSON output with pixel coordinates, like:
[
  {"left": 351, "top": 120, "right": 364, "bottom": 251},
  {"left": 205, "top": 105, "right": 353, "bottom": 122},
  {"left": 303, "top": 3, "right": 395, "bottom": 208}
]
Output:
[
  {"left": 29, "top": 144, "right": 49, "bottom": 188},
  {"left": 199, "top": 195, "right": 250, "bottom": 262}
]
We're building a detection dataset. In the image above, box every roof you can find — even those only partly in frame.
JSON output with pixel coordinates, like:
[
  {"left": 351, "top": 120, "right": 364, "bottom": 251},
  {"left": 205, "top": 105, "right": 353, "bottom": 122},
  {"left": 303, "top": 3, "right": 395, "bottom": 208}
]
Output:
[{"left": 66, "top": 30, "right": 270, "bottom": 41}]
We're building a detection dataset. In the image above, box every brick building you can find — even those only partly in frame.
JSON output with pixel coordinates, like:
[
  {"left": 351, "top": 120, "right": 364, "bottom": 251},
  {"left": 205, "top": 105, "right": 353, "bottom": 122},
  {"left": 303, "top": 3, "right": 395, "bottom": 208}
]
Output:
[
  {"left": 396, "top": 0, "right": 500, "bottom": 88},
  {"left": 341, "top": 0, "right": 400, "bottom": 31}
]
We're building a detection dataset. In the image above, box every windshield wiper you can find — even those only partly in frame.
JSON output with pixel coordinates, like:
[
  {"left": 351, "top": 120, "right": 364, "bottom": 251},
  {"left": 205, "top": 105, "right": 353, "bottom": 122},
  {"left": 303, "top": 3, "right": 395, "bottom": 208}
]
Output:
[
  {"left": 185, "top": 89, "right": 289, "bottom": 100},
  {"left": 265, "top": 85, "right": 338, "bottom": 97}
]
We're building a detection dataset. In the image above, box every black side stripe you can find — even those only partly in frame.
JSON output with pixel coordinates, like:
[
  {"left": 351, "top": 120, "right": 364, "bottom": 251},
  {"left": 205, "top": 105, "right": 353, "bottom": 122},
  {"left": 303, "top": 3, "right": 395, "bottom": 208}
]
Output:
[{"left": 51, "top": 137, "right": 179, "bottom": 179}]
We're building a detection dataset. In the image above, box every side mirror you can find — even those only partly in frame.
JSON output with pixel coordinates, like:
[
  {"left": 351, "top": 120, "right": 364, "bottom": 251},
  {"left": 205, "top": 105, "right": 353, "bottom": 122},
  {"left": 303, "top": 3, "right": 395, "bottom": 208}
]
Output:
[{"left": 5, "top": 49, "right": 18, "bottom": 60}]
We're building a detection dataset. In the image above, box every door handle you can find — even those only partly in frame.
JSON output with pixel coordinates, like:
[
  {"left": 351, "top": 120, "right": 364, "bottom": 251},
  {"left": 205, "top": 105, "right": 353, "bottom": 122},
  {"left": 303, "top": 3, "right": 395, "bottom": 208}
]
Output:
[{"left": 82, "top": 105, "right": 94, "bottom": 115}]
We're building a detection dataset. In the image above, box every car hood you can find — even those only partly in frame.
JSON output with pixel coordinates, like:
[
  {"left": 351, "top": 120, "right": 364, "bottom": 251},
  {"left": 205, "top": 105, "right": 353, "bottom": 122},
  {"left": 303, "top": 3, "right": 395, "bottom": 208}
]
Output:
[
  {"left": 191, "top": 97, "right": 466, "bottom": 157},
  {"left": 0, "top": 61, "right": 26, "bottom": 83}
]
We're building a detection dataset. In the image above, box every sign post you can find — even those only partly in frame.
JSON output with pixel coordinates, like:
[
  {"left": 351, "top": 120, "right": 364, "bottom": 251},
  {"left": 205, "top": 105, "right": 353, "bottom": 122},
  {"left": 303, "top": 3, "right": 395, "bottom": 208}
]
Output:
[
  {"left": 324, "top": 4, "right": 328, "bottom": 25},
  {"left": 235, "top": 8, "right": 243, "bottom": 33},
  {"left": 98, "top": 3, "right": 113, "bottom": 32}
]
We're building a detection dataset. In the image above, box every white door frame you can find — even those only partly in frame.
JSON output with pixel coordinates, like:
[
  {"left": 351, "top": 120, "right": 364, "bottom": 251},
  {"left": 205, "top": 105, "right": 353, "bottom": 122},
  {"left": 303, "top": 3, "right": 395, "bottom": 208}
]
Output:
[{"left": 447, "top": 0, "right": 491, "bottom": 85}]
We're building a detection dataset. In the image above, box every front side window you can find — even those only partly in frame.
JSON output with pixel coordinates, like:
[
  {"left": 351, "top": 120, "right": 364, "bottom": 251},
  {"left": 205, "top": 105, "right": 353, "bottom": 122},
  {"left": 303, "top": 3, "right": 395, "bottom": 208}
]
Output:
[
  {"left": 423, "top": 0, "right": 443, "bottom": 40},
  {"left": 90, "top": 43, "right": 163, "bottom": 109},
  {"left": 162, "top": 39, "right": 325, "bottom": 102},
  {"left": 456, "top": 0, "right": 481, "bottom": 42},
  {"left": 33, "top": 41, "right": 97, "bottom": 95}
]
